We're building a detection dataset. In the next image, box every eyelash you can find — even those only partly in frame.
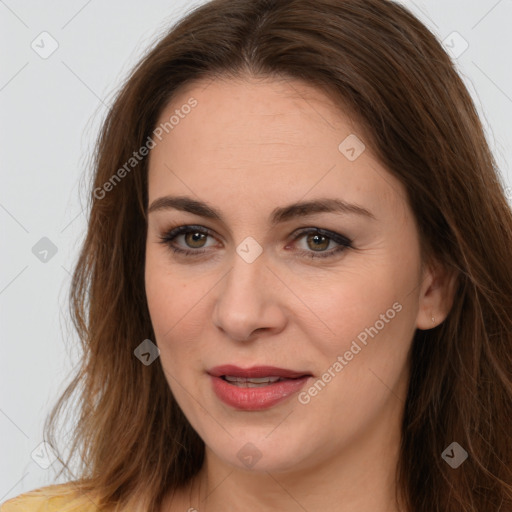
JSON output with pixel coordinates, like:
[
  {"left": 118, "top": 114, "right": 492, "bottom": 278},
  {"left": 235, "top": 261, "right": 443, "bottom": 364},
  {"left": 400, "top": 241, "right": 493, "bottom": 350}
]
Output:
[{"left": 157, "top": 224, "right": 352, "bottom": 260}]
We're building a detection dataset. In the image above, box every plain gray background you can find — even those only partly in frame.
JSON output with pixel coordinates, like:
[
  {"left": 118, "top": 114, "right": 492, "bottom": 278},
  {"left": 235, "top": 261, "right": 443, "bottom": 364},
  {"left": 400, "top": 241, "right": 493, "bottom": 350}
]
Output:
[{"left": 1, "top": 0, "right": 511, "bottom": 503}]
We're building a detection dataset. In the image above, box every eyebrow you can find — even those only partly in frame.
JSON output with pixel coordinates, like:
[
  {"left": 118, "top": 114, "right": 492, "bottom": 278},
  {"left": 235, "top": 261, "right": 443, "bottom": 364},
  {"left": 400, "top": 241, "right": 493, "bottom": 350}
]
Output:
[{"left": 147, "top": 195, "right": 376, "bottom": 223}]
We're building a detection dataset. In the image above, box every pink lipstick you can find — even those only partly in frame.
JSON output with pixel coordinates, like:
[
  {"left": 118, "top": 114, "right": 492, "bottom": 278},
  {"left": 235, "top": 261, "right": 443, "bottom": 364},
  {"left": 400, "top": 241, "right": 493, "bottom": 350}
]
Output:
[{"left": 208, "top": 365, "right": 312, "bottom": 410}]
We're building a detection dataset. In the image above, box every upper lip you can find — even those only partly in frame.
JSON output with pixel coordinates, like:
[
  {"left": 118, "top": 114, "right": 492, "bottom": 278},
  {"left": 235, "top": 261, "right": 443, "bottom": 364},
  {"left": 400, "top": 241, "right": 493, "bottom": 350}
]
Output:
[{"left": 208, "top": 365, "right": 312, "bottom": 379}]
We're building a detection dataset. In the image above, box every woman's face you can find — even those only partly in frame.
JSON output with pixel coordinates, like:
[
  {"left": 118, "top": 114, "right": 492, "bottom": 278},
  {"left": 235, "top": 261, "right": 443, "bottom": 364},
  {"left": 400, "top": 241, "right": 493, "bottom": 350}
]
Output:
[{"left": 145, "top": 76, "right": 438, "bottom": 474}]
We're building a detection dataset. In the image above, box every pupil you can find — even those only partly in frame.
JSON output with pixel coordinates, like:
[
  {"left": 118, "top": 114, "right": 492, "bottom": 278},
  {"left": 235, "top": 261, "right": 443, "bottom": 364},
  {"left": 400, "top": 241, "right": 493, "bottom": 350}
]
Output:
[
  {"left": 308, "top": 233, "right": 328, "bottom": 251},
  {"left": 186, "top": 232, "right": 206, "bottom": 248}
]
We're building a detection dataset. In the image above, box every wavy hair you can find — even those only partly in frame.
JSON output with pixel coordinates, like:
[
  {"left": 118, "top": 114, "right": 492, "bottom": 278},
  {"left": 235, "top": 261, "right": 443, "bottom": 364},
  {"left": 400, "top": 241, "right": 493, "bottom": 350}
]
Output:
[{"left": 44, "top": 0, "right": 512, "bottom": 510}]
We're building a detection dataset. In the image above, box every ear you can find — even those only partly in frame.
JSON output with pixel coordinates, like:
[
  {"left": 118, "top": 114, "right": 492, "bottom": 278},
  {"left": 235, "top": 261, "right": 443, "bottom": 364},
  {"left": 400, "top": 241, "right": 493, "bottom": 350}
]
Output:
[{"left": 416, "top": 258, "right": 458, "bottom": 330}]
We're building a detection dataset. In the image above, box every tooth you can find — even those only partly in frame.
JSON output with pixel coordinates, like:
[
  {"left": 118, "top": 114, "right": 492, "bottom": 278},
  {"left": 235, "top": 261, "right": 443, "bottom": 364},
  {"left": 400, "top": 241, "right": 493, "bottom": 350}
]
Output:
[
  {"left": 247, "top": 377, "right": 281, "bottom": 384},
  {"left": 224, "top": 376, "right": 242, "bottom": 383},
  {"left": 223, "top": 376, "right": 282, "bottom": 384}
]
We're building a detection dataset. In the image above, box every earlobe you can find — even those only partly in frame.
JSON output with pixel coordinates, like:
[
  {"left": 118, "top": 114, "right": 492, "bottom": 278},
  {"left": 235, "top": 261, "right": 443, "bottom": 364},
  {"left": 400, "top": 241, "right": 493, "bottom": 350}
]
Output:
[{"left": 416, "top": 260, "right": 458, "bottom": 330}]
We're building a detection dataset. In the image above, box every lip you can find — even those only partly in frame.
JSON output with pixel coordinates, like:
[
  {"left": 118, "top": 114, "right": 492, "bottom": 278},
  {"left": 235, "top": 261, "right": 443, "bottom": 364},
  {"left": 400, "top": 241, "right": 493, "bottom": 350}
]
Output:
[
  {"left": 208, "top": 365, "right": 312, "bottom": 410},
  {"left": 208, "top": 365, "right": 311, "bottom": 379}
]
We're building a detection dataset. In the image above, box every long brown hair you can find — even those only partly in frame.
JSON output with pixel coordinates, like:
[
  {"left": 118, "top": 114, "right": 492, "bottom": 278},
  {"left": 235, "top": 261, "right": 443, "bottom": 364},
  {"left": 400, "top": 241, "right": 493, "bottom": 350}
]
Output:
[{"left": 43, "top": 0, "right": 512, "bottom": 510}]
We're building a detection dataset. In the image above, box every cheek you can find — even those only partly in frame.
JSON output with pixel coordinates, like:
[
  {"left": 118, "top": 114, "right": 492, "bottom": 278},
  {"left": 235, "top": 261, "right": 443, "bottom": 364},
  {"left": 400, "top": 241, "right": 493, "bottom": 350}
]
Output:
[
  {"left": 145, "top": 245, "right": 190, "bottom": 326},
  {"left": 298, "top": 282, "right": 414, "bottom": 441},
  {"left": 304, "top": 262, "right": 403, "bottom": 331},
  {"left": 145, "top": 248, "right": 184, "bottom": 351},
  {"left": 145, "top": 249, "right": 168, "bottom": 328},
  {"left": 303, "top": 252, "right": 418, "bottom": 378},
  {"left": 144, "top": 249, "right": 213, "bottom": 365}
]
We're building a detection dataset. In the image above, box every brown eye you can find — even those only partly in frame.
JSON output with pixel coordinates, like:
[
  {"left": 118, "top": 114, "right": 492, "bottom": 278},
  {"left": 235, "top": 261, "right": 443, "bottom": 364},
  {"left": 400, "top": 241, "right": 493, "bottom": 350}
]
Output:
[
  {"left": 159, "top": 225, "right": 352, "bottom": 260},
  {"left": 305, "top": 233, "right": 330, "bottom": 251},
  {"left": 291, "top": 228, "right": 352, "bottom": 260},
  {"left": 158, "top": 225, "right": 217, "bottom": 257},
  {"left": 184, "top": 231, "right": 208, "bottom": 248}
]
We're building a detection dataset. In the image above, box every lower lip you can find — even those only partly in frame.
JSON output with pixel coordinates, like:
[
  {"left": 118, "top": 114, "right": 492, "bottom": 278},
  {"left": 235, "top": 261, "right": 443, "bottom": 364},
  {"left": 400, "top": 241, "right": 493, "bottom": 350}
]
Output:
[{"left": 210, "top": 375, "right": 311, "bottom": 410}]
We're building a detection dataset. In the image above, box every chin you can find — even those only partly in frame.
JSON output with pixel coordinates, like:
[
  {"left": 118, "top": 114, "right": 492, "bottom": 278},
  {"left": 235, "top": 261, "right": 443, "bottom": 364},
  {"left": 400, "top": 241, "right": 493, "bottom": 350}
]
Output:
[{"left": 204, "top": 432, "right": 315, "bottom": 474}]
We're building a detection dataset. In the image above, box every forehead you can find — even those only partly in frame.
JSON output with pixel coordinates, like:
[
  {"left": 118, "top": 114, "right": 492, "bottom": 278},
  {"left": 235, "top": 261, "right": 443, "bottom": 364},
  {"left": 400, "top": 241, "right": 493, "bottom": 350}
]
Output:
[
  {"left": 147, "top": 76, "right": 406, "bottom": 222},
  {"left": 156, "top": 75, "right": 358, "bottom": 153}
]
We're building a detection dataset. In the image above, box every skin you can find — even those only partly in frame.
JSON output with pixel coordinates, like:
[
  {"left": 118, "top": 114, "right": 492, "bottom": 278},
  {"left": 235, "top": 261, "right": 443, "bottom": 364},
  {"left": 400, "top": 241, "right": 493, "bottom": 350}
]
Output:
[{"left": 145, "top": 75, "right": 456, "bottom": 512}]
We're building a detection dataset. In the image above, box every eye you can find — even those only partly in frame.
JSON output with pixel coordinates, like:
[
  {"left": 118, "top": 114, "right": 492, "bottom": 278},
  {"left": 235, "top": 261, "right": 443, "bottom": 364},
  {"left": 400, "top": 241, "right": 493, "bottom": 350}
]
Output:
[
  {"left": 158, "top": 225, "right": 217, "bottom": 256},
  {"left": 157, "top": 225, "right": 353, "bottom": 259},
  {"left": 288, "top": 228, "right": 352, "bottom": 259}
]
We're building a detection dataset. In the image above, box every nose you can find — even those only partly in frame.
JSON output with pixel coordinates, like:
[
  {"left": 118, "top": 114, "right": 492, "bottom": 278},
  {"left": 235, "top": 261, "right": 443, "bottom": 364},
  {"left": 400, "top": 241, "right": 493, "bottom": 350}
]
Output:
[{"left": 212, "top": 250, "right": 287, "bottom": 342}]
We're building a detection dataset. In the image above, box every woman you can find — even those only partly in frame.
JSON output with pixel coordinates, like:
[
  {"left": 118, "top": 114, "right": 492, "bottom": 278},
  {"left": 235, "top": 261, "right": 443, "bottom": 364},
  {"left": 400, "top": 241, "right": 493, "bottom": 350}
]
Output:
[{"left": 3, "top": 0, "right": 511, "bottom": 511}]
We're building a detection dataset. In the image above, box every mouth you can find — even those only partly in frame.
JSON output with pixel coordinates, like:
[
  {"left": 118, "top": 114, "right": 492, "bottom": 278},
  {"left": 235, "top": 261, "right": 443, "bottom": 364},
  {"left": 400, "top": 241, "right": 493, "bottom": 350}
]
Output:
[
  {"left": 220, "top": 375, "right": 297, "bottom": 387},
  {"left": 208, "top": 364, "right": 312, "bottom": 379},
  {"left": 208, "top": 365, "right": 313, "bottom": 410}
]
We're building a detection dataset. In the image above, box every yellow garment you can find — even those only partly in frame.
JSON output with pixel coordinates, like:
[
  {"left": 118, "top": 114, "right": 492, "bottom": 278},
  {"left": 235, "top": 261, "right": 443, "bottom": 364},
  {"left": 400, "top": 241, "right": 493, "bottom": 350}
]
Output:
[{"left": 0, "top": 483, "right": 100, "bottom": 512}]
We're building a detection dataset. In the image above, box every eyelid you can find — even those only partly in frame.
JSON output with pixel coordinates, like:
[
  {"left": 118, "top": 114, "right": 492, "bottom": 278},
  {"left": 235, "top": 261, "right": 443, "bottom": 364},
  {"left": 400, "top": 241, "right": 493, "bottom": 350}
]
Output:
[
  {"left": 157, "top": 224, "right": 352, "bottom": 259},
  {"left": 158, "top": 224, "right": 219, "bottom": 248},
  {"left": 289, "top": 227, "right": 352, "bottom": 247}
]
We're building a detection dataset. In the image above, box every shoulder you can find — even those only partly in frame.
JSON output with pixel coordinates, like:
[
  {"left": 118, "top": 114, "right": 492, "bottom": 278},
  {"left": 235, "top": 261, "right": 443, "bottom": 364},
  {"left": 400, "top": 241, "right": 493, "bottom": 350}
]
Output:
[{"left": 0, "top": 482, "right": 99, "bottom": 512}]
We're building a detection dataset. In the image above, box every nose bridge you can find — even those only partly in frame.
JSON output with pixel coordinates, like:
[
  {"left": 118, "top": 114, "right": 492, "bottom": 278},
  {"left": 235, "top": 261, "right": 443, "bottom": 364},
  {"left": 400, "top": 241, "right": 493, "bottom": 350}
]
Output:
[
  {"left": 224, "top": 234, "right": 269, "bottom": 298},
  {"left": 213, "top": 244, "right": 284, "bottom": 340},
  {"left": 221, "top": 248, "right": 268, "bottom": 314}
]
